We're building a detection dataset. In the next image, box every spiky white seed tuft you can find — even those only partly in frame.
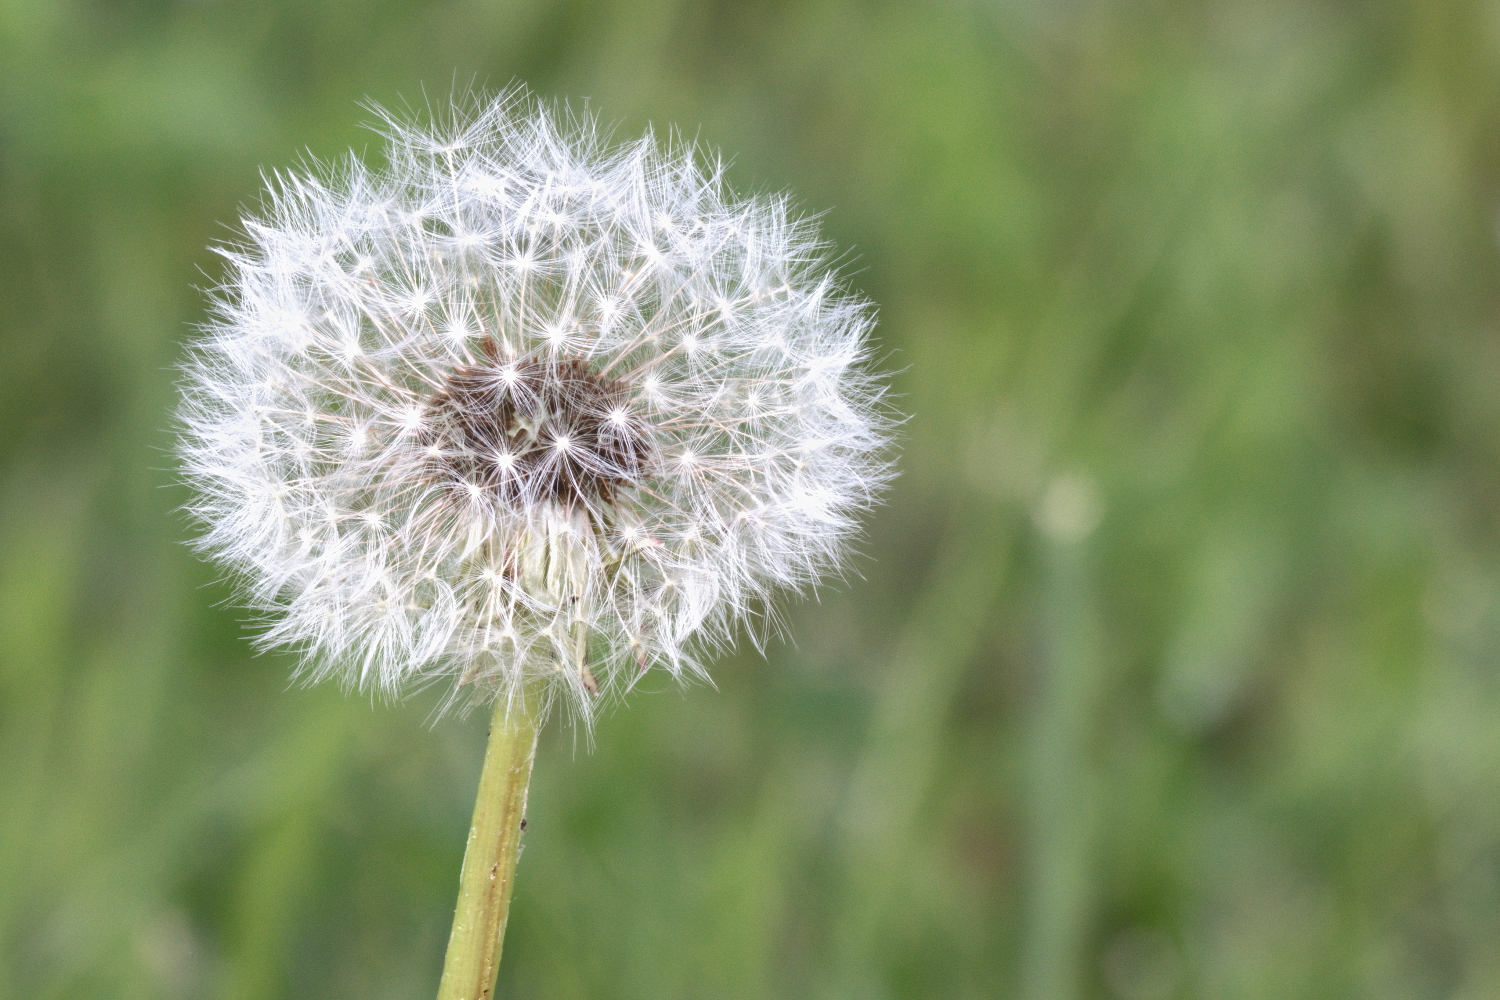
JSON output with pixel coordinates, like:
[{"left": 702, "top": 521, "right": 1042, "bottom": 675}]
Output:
[{"left": 178, "top": 89, "right": 894, "bottom": 721}]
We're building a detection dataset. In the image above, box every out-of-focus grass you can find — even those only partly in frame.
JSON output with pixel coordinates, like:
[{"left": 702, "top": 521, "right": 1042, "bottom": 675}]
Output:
[{"left": 3, "top": 2, "right": 1500, "bottom": 998}]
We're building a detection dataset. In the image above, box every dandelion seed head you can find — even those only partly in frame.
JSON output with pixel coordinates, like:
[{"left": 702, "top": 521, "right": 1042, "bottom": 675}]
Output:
[{"left": 178, "top": 88, "right": 894, "bottom": 721}]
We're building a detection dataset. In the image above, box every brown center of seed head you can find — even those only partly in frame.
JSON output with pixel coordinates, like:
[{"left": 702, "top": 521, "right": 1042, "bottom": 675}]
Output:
[{"left": 423, "top": 338, "right": 650, "bottom": 506}]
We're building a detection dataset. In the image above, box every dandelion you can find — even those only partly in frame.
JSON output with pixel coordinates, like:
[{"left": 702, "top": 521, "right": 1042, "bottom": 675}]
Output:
[{"left": 177, "top": 89, "right": 893, "bottom": 998}]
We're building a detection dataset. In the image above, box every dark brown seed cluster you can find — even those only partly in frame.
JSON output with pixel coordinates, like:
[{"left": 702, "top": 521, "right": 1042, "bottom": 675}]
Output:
[{"left": 423, "top": 339, "right": 650, "bottom": 506}]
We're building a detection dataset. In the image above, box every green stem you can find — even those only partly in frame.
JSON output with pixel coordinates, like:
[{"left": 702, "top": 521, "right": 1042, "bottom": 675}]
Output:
[
  {"left": 1022, "top": 517, "right": 1103, "bottom": 1000},
  {"left": 436, "top": 693, "right": 540, "bottom": 1000}
]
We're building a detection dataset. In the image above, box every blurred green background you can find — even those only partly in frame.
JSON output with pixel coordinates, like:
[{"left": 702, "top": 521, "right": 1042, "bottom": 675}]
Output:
[{"left": 4, "top": 1, "right": 1500, "bottom": 998}]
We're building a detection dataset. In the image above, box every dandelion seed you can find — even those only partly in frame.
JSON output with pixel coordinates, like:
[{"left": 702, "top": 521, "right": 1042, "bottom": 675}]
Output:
[{"left": 178, "top": 88, "right": 894, "bottom": 725}]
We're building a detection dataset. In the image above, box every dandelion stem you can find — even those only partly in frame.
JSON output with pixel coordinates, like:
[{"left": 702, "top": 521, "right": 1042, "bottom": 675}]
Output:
[{"left": 436, "top": 692, "right": 540, "bottom": 1000}]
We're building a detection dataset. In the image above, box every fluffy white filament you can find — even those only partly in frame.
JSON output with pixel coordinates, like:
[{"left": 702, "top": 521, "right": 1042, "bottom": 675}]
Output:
[{"left": 179, "top": 90, "right": 892, "bottom": 719}]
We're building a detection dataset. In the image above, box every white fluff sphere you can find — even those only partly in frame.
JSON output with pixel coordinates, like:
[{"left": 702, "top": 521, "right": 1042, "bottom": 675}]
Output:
[{"left": 178, "top": 91, "right": 893, "bottom": 719}]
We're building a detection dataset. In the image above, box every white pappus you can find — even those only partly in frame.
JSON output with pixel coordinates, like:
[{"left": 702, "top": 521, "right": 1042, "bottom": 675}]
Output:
[{"left": 178, "top": 89, "right": 894, "bottom": 720}]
